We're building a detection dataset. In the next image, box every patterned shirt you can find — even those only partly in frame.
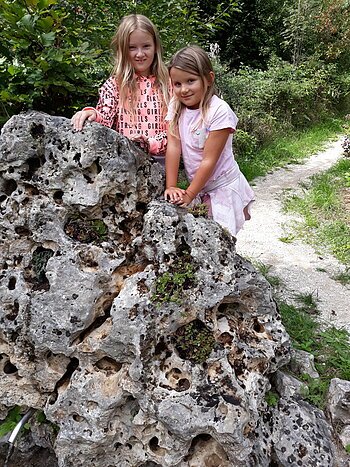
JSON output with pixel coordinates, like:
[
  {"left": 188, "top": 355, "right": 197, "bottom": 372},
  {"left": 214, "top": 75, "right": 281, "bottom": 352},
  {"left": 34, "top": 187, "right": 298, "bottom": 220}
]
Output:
[{"left": 92, "top": 75, "right": 168, "bottom": 155}]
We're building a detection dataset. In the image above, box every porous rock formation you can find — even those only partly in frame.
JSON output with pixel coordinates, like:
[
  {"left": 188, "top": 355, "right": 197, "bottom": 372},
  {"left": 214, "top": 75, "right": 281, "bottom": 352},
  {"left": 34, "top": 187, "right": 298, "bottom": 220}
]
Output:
[{"left": 0, "top": 112, "right": 343, "bottom": 466}]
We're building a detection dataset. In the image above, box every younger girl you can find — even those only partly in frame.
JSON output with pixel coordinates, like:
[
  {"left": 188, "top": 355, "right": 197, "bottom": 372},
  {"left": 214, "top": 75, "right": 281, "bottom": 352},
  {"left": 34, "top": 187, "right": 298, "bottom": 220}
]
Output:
[
  {"left": 71, "top": 14, "right": 170, "bottom": 162},
  {"left": 164, "top": 45, "right": 254, "bottom": 235}
]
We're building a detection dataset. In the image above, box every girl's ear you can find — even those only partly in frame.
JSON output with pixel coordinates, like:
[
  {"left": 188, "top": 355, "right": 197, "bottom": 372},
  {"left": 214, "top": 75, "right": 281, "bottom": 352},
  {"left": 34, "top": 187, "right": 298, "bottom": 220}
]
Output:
[{"left": 208, "top": 71, "right": 215, "bottom": 86}]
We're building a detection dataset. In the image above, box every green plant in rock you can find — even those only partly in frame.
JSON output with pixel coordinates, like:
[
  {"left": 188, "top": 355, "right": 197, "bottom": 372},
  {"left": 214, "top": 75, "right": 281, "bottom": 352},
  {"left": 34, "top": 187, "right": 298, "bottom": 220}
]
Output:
[
  {"left": 0, "top": 406, "right": 29, "bottom": 438},
  {"left": 31, "top": 247, "right": 54, "bottom": 282},
  {"left": 174, "top": 319, "right": 215, "bottom": 364},
  {"left": 265, "top": 390, "right": 279, "bottom": 407},
  {"left": 188, "top": 203, "right": 209, "bottom": 218},
  {"left": 333, "top": 268, "right": 350, "bottom": 285},
  {"left": 64, "top": 216, "right": 108, "bottom": 243},
  {"left": 152, "top": 258, "right": 195, "bottom": 305}
]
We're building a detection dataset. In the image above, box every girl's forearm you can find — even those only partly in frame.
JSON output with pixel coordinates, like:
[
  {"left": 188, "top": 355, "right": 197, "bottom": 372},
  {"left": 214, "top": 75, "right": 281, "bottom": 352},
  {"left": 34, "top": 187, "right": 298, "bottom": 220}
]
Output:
[
  {"left": 186, "top": 158, "right": 216, "bottom": 197},
  {"left": 165, "top": 152, "right": 180, "bottom": 188}
]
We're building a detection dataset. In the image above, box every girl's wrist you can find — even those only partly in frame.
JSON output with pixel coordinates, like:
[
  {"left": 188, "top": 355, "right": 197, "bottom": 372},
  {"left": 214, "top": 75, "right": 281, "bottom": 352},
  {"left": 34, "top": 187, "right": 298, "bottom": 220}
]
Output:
[{"left": 185, "top": 188, "right": 196, "bottom": 200}]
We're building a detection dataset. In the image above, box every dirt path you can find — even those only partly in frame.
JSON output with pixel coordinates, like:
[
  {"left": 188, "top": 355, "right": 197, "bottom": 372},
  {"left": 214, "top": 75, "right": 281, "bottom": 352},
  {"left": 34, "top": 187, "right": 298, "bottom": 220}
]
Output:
[{"left": 236, "top": 138, "right": 350, "bottom": 332}]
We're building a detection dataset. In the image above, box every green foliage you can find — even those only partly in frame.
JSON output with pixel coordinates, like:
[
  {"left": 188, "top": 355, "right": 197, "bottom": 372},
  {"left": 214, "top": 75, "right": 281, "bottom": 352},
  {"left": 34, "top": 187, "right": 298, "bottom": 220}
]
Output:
[
  {"left": 0, "top": 406, "right": 25, "bottom": 437},
  {"left": 64, "top": 216, "right": 108, "bottom": 243},
  {"left": 279, "top": 300, "right": 350, "bottom": 408},
  {"left": 0, "top": 0, "right": 114, "bottom": 123},
  {"left": 265, "top": 390, "right": 279, "bottom": 407},
  {"left": 31, "top": 247, "right": 54, "bottom": 282},
  {"left": 152, "top": 258, "right": 195, "bottom": 305},
  {"left": 174, "top": 319, "right": 215, "bottom": 364},
  {"left": 254, "top": 261, "right": 282, "bottom": 288},
  {"left": 283, "top": 158, "right": 350, "bottom": 264},
  {"left": 294, "top": 291, "right": 319, "bottom": 314},
  {"left": 188, "top": 203, "right": 209, "bottom": 218}
]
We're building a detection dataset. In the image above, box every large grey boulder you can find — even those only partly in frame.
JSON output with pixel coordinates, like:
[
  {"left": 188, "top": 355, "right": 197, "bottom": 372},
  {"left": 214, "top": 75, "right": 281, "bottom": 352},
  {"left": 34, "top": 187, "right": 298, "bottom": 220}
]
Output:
[{"left": 0, "top": 110, "right": 299, "bottom": 466}]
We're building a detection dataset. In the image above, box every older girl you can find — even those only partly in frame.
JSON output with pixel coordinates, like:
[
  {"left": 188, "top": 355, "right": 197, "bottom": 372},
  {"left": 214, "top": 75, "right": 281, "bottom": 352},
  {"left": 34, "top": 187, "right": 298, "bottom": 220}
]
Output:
[{"left": 72, "top": 14, "right": 170, "bottom": 162}]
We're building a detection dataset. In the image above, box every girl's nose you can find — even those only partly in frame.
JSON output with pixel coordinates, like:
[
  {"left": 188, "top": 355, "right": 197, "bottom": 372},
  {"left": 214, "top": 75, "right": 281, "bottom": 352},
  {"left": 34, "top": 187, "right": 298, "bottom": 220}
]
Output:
[{"left": 136, "top": 48, "right": 144, "bottom": 57}]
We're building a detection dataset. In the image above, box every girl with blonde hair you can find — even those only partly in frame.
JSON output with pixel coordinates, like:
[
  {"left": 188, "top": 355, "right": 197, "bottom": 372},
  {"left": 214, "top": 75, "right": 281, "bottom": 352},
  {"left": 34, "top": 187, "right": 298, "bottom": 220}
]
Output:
[
  {"left": 72, "top": 14, "right": 170, "bottom": 161},
  {"left": 164, "top": 45, "right": 254, "bottom": 235}
]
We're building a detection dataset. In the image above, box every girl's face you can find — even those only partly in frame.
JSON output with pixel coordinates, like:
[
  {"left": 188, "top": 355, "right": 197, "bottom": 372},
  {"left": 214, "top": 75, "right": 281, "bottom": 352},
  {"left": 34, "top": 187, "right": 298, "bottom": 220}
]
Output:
[
  {"left": 128, "top": 29, "right": 155, "bottom": 76},
  {"left": 170, "top": 67, "right": 213, "bottom": 109}
]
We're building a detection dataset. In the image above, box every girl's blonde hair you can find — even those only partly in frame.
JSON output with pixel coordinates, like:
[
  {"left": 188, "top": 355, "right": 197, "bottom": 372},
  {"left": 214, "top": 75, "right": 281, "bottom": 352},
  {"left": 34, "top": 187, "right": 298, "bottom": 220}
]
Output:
[
  {"left": 111, "top": 14, "right": 169, "bottom": 114},
  {"left": 168, "top": 45, "right": 217, "bottom": 134}
]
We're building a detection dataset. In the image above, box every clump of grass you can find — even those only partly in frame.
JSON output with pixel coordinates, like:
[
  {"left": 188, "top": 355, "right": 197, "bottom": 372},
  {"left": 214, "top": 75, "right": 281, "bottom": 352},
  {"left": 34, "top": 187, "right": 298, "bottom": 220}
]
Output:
[
  {"left": 174, "top": 319, "right": 215, "bottom": 364},
  {"left": 333, "top": 268, "right": 350, "bottom": 285},
  {"left": 64, "top": 216, "right": 108, "bottom": 243},
  {"left": 294, "top": 291, "right": 319, "bottom": 314},
  {"left": 265, "top": 390, "right": 279, "bottom": 407},
  {"left": 238, "top": 118, "right": 344, "bottom": 181},
  {"left": 152, "top": 258, "right": 196, "bottom": 306},
  {"left": 254, "top": 261, "right": 282, "bottom": 287},
  {"left": 279, "top": 300, "right": 350, "bottom": 408},
  {"left": 283, "top": 158, "right": 350, "bottom": 264}
]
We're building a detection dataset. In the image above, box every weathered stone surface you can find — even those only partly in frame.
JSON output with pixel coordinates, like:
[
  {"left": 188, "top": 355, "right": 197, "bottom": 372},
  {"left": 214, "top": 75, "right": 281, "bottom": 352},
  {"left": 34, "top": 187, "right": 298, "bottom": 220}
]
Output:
[
  {"left": 2, "top": 111, "right": 344, "bottom": 466},
  {"left": 289, "top": 348, "right": 320, "bottom": 379},
  {"left": 272, "top": 370, "right": 309, "bottom": 399},
  {"left": 271, "top": 397, "right": 336, "bottom": 466},
  {"left": 326, "top": 378, "right": 350, "bottom": 450}
]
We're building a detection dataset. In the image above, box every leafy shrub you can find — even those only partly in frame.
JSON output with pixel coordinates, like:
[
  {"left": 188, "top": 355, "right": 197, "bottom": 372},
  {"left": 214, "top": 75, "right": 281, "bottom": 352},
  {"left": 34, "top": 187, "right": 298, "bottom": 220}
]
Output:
[
  {"left": 0, "top": 0, "right": 114, "bottom": 124},
  {"left": 215, "top": 55, "right": 350, "bottom": 151}
]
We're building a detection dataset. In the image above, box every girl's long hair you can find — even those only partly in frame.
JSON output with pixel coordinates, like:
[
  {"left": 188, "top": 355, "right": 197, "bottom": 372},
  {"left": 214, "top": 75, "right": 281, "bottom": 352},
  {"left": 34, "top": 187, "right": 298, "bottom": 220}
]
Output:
[
  {"left": 111, "top": 14, "right": 169, "bottom": 114},
  {"left": 168, "top": 45, "right": 217, "bottom": 135}
]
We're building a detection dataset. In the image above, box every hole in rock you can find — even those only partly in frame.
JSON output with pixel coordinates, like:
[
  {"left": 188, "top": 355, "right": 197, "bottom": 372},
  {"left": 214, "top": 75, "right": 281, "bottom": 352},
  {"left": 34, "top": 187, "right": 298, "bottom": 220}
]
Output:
[
  {"left": 64, "top": 216, "right": 108, "bottom": 244},
  {"left": 4, "top": 361, "right": 18, "bottom": 374},
  {"left": 49, "top": 357, "right": 79, "bottom": 404},
  {"left": 53, "top": 190, "right": 64, "bottom": 203},
  {"left": 217, "top": 332, "right": 233, "bottom": 346},
  {"left": 8, "top": 277, "right": 16, "bottom": 290},
  {"left": 174, "top": 320, "right": 215, "bottom": 364},
  {"left": 30, "top": 123, "right": 45, "bottom": 139},
  {"left": 15, "top": 226, "right": 31, "bottom": 236},
  {"left": 139, "top": 463, "right": 162, "bottom": 467},
  {"left": 75, "top": 302, "right": 112, "bottom": 344},
  {"left": 94, "top": 357, "right": 122, "bottom": 374},
  {"left": 23, "top": 156, "right": 45, "bottom": 180},
  {"left": 185, "top": 433, "right": 229, "bottom": 466},
  {"left": 149, "top": 436, "right": 160, "bottom": 452},
  {"left": 253, "top": 319, "right": 265, "bottom": 333},
  {"left": 24, "top": 183, "right": 39, "bottom": 195},
  {"left": 5, "top": 300, "right": 19, "bottom": 321},
  {"left": 72, "top": 413, "right": 85, "bottom": 422},
  {"left": 3, "top": 179, "right": 17, "bottom": 196}
]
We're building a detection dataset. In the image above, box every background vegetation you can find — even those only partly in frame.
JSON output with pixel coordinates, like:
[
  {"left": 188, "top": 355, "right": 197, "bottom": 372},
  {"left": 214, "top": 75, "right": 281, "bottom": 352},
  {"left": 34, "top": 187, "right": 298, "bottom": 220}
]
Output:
[{"left": 0, "top": 0, "right": 349, "bottom": 147}]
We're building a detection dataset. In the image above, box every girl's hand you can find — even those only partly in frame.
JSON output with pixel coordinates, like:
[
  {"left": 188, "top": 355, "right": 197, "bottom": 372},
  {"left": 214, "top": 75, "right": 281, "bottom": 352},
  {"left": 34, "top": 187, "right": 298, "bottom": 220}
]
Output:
[
  {"left": 71, "top": 109, "right": 96, "bottom": 131},
  {"left": 164, "top": 186, "right": 186, "bottom": 204}
]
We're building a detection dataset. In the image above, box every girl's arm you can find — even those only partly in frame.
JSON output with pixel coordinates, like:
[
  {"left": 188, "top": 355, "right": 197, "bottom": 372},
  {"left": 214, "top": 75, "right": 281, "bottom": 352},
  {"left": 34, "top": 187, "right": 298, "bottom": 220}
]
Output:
[
  {"left": 164, "top": 132, "right": 185, "bottom": 202},
  {"left": 71, "top": 78, "right": 118, "bottom": 131},
  {"left": 179, "top": 128, "right": 231, "bottom": 206}
]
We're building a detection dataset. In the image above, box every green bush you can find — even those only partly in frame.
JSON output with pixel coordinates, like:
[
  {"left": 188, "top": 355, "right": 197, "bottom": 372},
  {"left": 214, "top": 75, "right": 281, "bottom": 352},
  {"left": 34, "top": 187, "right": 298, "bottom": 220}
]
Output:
[
  {"left": 0, "top": 0, "right": 114, "bottom": 124},
  {"left": 215, "top": 55, "right": 350, "bottom": 151}
]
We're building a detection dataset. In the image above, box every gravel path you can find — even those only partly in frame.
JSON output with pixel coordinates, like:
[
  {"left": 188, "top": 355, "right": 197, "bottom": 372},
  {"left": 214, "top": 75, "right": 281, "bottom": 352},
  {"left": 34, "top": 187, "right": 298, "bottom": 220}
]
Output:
[{"left": 236, "top": 138, "right": 350, "bottom": 332}]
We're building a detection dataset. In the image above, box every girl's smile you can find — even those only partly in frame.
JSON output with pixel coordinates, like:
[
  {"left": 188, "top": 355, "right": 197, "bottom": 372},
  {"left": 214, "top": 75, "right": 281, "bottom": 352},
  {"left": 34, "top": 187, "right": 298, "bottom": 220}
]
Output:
[
  {"left": 170, "top": 68, "right": 212, "bottom": 109},
  {"left": 129, "top": 30, "right": 155, "bottom": 76}
]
